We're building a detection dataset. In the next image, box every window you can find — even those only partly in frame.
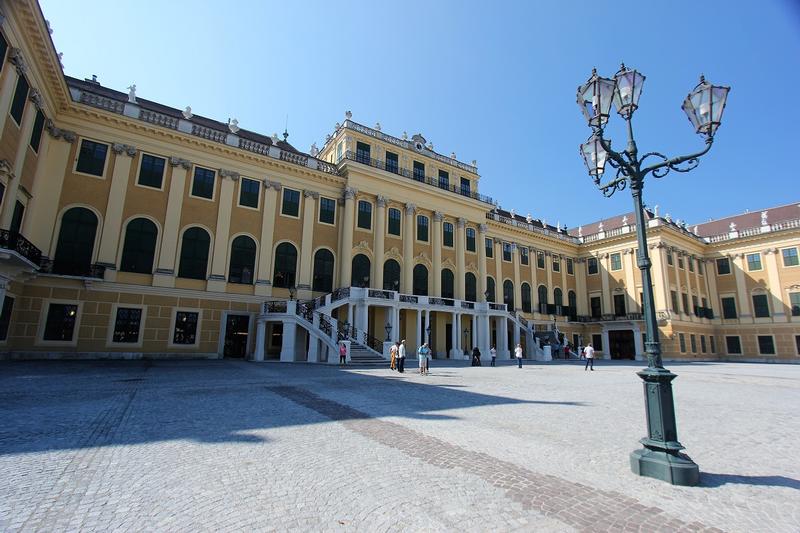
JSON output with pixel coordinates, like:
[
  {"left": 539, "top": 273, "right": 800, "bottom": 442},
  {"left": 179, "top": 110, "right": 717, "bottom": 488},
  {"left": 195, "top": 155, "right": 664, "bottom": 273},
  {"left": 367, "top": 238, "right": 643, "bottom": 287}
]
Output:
[
  {"left": 9, "top": 74, "right": 28, "bottom": 125},
  {"left": 678, "top": 256, "right": 684, "bottom": 269},
  {"left": 553, "top": 288, "right": 563, "bottom": 308},
  {"left": 592, "top": 333, "right": 603, "bottom": 351},
  {"left": 138, "top": 154, "right": 166, "bottom": 189},
  {"left": 791, "top": 292, "right": 800, "bottom": 316},
  {"left": 388, "top": 208, "right": 401, "bottom": 236},
  {"left": 351, "top": 254, "right": 371, "bottom": 287},
  {"left": 417, "top": 215, "right": 429, "bottom": 241},
  {"left": 678, "top": 333, "right": 686, "bottom": 353},
  {"left": 485, "top": 238, "right": 493, "bottom": 258},
  {"left": 700, "top": 335, "right": 706, "bottom": 353},
  {"left": 355, "top": 141, "right": 371, "bottom": 164},
  {"left": 76, "top": 139, "right": 108, "bottom": 177},
  {"left": 281, "top": 188, "right": 300, "bottom": 217},
  {"left": 796, "top": 335, "right": 800, "bottom": 355},
  {"left": 688, "top": 257, "right": 694, "bottom": 272},
  {"left": 746, "top": 253, "right": 762, "bottom": 271},
  {"left": 782, "top": 247, "right": 799, "bottom": 267},
  {"left": 682, "top": 293, "right": 690, "bottom": 315},
  {"left": 538, "top": 285, "right": 549, "bottom": 307},
  {"left": 238, "top": 178, "right": 260, "bottom": 208},
  {"left": 112, "top": 307, "right": 142, "bottom": 343},
  {"left": 413, "top": 161, "right": 425, "bottom": 182},
  {"left": 520, "top": 247, "right": 529, "bottom": 266},
  {"left": 441, "top": 269, "right": 454, "bottom": 299},
  {"left": 43, "top": 303, "right": 78, "bottom": 342},
  {"left": 438, "top": 169, "right": 449, "bottom": 190},
  {"left": 120, "top": 218, "right": 158, "bottom": 274},
  {"left": 178, "top": 227, "right": 210, "bottom": 280},
  {"left": 725, "top": 336, "right": 741, "bottom": 355},
  {"left": 357, "top": 200, "right": 372, "bottom": 230},
  {"left": 29, "top": 109, "right": 45, "bottom": 153},
  {"left": 587, "top": 257, "right": 598, "bottom": 274},
  {"left": 273, "top": 242, "right": 297, "bottom": 288},
  {"left": 716, "top": 257, "right": 731, "bottom": 275},
  {"left": 666, "top": 252, "right": 674, "bottom": 266},
  {"left": 752, "top": 294, "right": 770, "bottom": 318},
  {"left": 503, "top": 280, "right": 514, "bottom": 310},
  {"left": 697, "top": 261, "right": 704, "bottom": 275},
  {"left": 567, "top": 258, "right": 574, "bottom": 275},
  {"left": 610, "top": 252, "right": 622, "bottom": 271},
  {"left": 229, "top": 235, "right": 256, "bottom": 284},
  {"left": 53, "top": 207, "right": 98, "bottom": 276},
  {"left": 552, "top": 258, "right": 560, "bottom": 272},
  {"left": 466, "top": 228, "right": 476, "bottom": 252},
  {"left": 590, "top": 296, "right": 601, "bottom": 318},
  {"left": 443, "top": 222, "right": 454, "bottom": 247},
  {"left": 690, "top": 334, "right": 697, "bottom": 353},
  {"left": 312, "top": 249, "right": 334, "bottom": 292},
  {"left": 537, "top": 251, "right": 545, "bottom": 269},
  {"left": 10, "top": 201, "right": 23, "bottom": 234},
  {"left": 757, "top": 335, "right": 775, "bottom": 355},
  {"left": 0, "top": 296, "right": 14, "bottom": 341},
  {"left": 0, "top": 32, "right": 7, "bottom": 72},
  {"left": 502, "top": 242, "right": 512, "bottom": 262},
  {"left": 336, "top": 142, "right": 343, "bottom": 162},
  {"left": 721, "top": 296, "right": 737, "bottom": 319},
  {"left": 319, "top": 197, "right": 336, "bottom": 225},
  {"left": 568, "top": 291, "right": 577, "bottom": 315},
  {"left": 191, "top": 166, "right": 216, "bottom": 199},
  {"left": 486, "top": 277, "right": 496, "bottom": 302},
  {"left": 383, "top": 260, "right": 401, "bottom": 291},
  {"left": 710, "top": 335, "right": 716, "bottom": 353},
  {"left": 521, "top": 283, "right": 532, "bottom": 313},
  {"left": 173, "top": 311, "right": 199, "bottom": 345},
  {"left": 385, "top": 151, "right": 399, "bottom": 174},
  {"left": 614, "top": 294, "right": 626, "bottom": 316},
  {"left": 460, "top": 177, "right": 471, "bottom": 196},
  {"left": 692, "top": 295, "right": 699, "bottom": 316},
  {"left": 670, "top": 290, "right": 679, "bottom": 313},
  {"left": 413, "top": 264, "right": 428, "bottom": 296},
  {"left": 465, "top": 272, "right": 477, "bottom": 302}
]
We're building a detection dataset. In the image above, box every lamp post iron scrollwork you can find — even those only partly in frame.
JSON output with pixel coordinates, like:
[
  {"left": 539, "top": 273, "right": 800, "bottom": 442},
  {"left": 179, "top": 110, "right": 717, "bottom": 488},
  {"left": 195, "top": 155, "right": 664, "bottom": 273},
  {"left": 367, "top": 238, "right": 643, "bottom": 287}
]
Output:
[{"left": 576, "top": 64, "right": 729, "bottom": 486}]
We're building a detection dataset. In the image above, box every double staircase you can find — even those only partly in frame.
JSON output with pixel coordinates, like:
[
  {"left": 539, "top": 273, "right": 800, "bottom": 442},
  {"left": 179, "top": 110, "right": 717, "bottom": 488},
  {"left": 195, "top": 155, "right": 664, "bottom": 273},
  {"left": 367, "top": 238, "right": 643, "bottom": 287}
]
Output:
[{"left": 347, "top": 342, "right": 387, "bottom": 365}]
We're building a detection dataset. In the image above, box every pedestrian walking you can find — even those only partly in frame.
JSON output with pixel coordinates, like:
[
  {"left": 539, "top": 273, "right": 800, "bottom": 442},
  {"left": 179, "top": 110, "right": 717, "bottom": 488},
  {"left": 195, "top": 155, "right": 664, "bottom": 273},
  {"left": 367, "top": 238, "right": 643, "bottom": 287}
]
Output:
[
  {"left": 339, "top": 342, "right": 347, "bottom": 366},
  {"left": 471, "top": 346, "right": 481, "bottom": 366},
  {"left": 515, "top": 343, "right": 523, "bottom": 368},
  {"left": 390, "top": 341, "right": 398, "bottom": 370},
  {"left": 584, "top": 343, "right": 595, "bottom": 371},
  {"left": 398, "top": 339, "right": 406, "bottom": 373},
  {"left": 490, "top": 346, "right": 497, "bottom": 367},
  {"left": 578, "top": 344, "right": 585, "bottom": 360}
]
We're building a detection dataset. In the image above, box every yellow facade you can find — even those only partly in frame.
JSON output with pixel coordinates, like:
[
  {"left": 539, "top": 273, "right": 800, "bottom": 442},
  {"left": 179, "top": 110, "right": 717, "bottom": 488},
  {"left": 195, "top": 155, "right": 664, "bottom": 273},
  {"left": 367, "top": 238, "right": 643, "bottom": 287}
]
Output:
[{"left": 0, "top": 0, "right": 797, "bottom": 362}]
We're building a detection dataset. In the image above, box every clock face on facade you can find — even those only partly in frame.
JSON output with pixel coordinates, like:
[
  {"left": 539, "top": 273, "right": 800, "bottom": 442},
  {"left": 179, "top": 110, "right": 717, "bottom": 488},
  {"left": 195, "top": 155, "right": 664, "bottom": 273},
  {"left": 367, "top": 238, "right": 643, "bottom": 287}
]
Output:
[{"left": 414, "top": 141, "right": 424, "bottom": 152}]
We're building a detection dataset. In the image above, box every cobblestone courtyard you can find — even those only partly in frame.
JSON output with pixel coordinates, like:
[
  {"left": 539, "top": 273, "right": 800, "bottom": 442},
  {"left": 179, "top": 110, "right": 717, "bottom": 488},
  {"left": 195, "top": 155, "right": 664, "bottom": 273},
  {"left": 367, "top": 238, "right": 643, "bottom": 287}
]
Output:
[{"left": 0, "top": 359, "right": 797, "bottom": 532}]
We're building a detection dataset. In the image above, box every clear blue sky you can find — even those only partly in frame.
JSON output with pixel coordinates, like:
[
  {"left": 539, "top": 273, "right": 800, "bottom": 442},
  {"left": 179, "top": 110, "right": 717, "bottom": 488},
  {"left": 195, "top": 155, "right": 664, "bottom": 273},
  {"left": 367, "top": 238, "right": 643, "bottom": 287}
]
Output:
[{"left": 40, "top": 0, "right": 800, "bottom": 228}]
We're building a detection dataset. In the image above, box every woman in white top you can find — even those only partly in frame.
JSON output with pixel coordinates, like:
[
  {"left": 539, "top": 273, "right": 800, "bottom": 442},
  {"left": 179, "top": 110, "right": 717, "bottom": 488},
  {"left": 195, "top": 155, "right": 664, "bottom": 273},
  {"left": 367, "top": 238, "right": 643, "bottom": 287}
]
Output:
[{"left": 515, "top": 344, "right": 524, "bottom": 368}]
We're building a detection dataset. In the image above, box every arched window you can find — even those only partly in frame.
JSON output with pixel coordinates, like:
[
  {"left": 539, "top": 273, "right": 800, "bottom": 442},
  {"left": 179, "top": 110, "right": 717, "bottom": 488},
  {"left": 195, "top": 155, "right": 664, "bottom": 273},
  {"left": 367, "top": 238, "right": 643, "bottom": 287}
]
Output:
[
  {"left": 538, "top": 284, "right": 548, "bottom": 309},
  {"left": 465, "top": 272, "right": 477, "bottom": 302},
  {"left": 120, "top": 217, "right": 157, "bottom": 274},
  {"left": 441, "top": 269, "right": 454, "bottom": 299},
  {"left": 178, "top": 227, "right": 210, "bottom": 280},
  {"left": 273, "top": 242, "right": 297, "bottom": 288},
  {"left": 521, "top": 283, "right": 532, "bottom": 313},
  {"left": 54, "top": 207, "right": 98, "bottom": 276},
  {"left": 383, "top": 259, "right": 400, "bottom": 291},
  {"left": 413, "top": 264, "right": 428, "bottom": 296},
  {"left": 568, "top": 290, "right": 577, "bottom": 314},
  {"left": 554, "top": 288, "right": 563, "bottom": 307},
  {"left": 228, "top": 235, "right": 256, "bottom": 284},
  {"left": 351, "top": 254, "right": 371, "bottom": 287},
  {"left": 486, "top": 277, "right": 496, "bottom": 302},
  {"left": 503, "top": 280, "right": 514, "bottom": 311},
  {"left": 312, "top": 249, "right": 334, "bottom": 292}
]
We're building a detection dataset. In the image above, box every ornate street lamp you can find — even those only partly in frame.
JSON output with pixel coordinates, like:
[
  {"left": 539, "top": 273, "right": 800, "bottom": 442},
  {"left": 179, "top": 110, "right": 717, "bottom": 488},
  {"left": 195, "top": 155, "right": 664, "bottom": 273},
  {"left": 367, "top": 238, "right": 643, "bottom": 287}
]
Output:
[
  {"left": 463, "top": 328, "right": 469, "bottom": 354},
  {"left": 288, "top": 285, "right": 297, "bottom": 301},
  {"left": 425, "top": 323, "right": 432, "bottom": 344},
  {"left": 576, "top": 65, "right": 729, "bottom": 486},
  {"left": 385, "top": 321, "right": 392, "bottom": 341}
]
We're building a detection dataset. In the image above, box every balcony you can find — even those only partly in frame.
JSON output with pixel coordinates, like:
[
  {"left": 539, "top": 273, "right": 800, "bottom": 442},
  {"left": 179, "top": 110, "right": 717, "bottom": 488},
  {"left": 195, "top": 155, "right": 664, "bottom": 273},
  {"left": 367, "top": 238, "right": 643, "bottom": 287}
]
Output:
[
  {"left": 0, "top": 230, "right": 43, "bottom": 266},
  {"left": 341, "top": 151, "right": 496, "bottom": 205},
  {"left": 574, "top": 313, "right": 644, "bottom": 323},
  {"left": 39, "top": 259, "right": 106, "bottom": 279}
]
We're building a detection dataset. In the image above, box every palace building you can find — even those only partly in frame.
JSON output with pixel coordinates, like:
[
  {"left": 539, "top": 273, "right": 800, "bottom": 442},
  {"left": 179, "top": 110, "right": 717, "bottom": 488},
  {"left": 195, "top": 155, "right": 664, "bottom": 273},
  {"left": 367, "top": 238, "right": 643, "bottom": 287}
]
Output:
[{"left": 0, "top": 0, "right": 798, "bottom": 363}]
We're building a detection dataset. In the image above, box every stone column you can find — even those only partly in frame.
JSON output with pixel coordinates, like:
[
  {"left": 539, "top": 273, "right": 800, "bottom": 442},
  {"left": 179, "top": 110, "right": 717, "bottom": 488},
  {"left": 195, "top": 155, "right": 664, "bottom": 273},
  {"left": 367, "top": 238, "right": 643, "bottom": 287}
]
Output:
[
  {"left": 764, "top": 248, "right": 786, "bottom": 322},
  {"left": 307, "top": 312, "right": 320, "bottom": 362},
  {"left": 450, "top": 312, "right": 459, "bottom": 357},
  {"left": 0, "top": 48, "right": 24, "bottom": 138},
  {"left": 732, "top": 254, "right": 752, "bottom": 322},
  {"left": 206, "top": 169, "right": 238, "bottom": 292},
  {"left": 297, "top": 189, "right": 319, "bottom": 297},
  {"left": 471, "top": 315, "right": 477, "bottom": 351},
  {"left": 153, "top": 157, "right": 191, "bottom": 288},
  {"left": 560, "top": 254, "right": 569, "bottom": 310},
  {"left": 671, "top": 250, "right": 683, "bottom": 319},
  {"left": 704, "top": 259, "right": 720, "bottom": 318},
  {"left": 432, "top": 211, "right": 443, "bottom": 296},
  {"left": 600, "top": 253, "right": 611, "bottom": 315},
  {"left": 373, "top": 195, "right": 387, "bottom": 289},
  {"left": 650, "top": 244, "right": 669, "bottom": 313},
  {"left": 623, "top": 248, "right": 638, "bottom": 312},
  {"left": 531, "top": 248, "right": 540, "bottom": 314},
  {"left": 601, "top": 328, "right": 611, "bottom": 359},
  {"left": 424, "top": 309, "right": 431, "bottom": 344},
  {"left": 478, "top": 313, "right": 491, "bottom": 356},
  {"left": 415, "top": 309, "right": 422, "bottom": 348},
  {"left": 255, "top": 180, "right": 280, "bottom": 296},
  {"left": 254, "top": 318, "right": 266, "bottom": 361},
  {"left": 498, "top": 316, "right": 509, "bottom": 358},
  {"left": 512, "top": 243, "right": 521, "bottom": 312},
  {"left": 494, "top": 240, "right": 502, "bottom": 300},
  {"left": 575, "top": 258, "right": 588, "bottom": 315},
  {"left": 478, "top": 224, "right": 488, "bottom": 301},
  {"left": 339, "top": 187, "right": 357, "bottom": 287},
  {"left": 0, "top": 88, "right": 40, "bottom": 229},
  {"left": 456, "top": 218, "right": 466, "bottom": 299},
  {"left": 402, "top": 203, "right": 415, "bottom": 293},
  {"left": 96, "top": 143, "right": 137, "bottom": 280},
  {"left": 683, "top": 253, "right": 695, "bottom": 321}
]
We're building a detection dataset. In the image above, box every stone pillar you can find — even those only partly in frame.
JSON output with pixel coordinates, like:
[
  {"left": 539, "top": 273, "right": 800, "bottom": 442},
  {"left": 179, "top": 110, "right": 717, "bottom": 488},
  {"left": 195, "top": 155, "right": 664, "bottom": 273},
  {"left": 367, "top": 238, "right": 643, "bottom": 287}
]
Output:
[
  {"left": 601, "top": 328, "right": 611, "bottom": 359},
  {"left": 471, "top": 314, "right": 477, "bottom": 351},
  {"left": 600, "top": 253, "right": 611, "bottom": 315},
  {"left": 355, "top": 300, "right": 369, "bottom": 332},
  {"left": 402, "top": 203, "right": 415, "bottom": 293},
  {"left": 153, "top": 157, "right": 191, "bottom": 287},
  {"left": 650, "top": 244, "right": 669, "bottom": 313},
  {"left": 0, "top": 88, "right": 40, "bottom": 229},
  {"left": 633, "top": 324, "right": 644, "bottom": 361},
  {"left": 415, "top": 309, "right": 422, "bottom": 348},
  {"left": 683, "top": 253, "right": 695, "bottom": 322},
  {"left": 478, "top": 313, "right": 491, "bottom": 356},
  {"left": 424, "top": 309, "right": 431, "bottom": 345},
  {"left": 0, "top": 49, "right": 22, "bottom": 135},
  {"left": 764, "top": 248, "right": 787, "bottom": 322},
  {"left": 456, "top": 218, "right": 466, "bottom": 299},
  {"left": 255, "top": 180, "right": 280, "bottom": 296},
  {"left": 575, "top": 258, "right": 588, "bottom": 315},
  {"left": 254, "top": 318, "right": 266, "bottom": 361},
  {"left": 96, "top": 144, "right": 137, "bottom": 279},
  {"left": 498, "top": 316, "right": 509, "bottom": 358},
  {"left": 207, "top": 170, "right": 238, "bottom": 291},
  {"left": 512, "top": 243, "right": 521, "bottom": 311},
  {"left": 494, "top": 240, "right": 502, "bottom": 301},
  {"left": 513, "top": 320, "right": 520, "bottom": 347},
  {"left": 392, "top": 306, "right": 400, "bottom": 343},
  {"left": 297, "top": 189, "right": 318, "bottom": 297},
  {"left": 432, "top": 211, "right": 443, "bottom": 296},
  {"left": 672, "top": 250, "right": 683, "bottom": 319},
  {"left": 560, "top": 254, "right": 568, "bottom": 310},
  {"left": 373, "top": 195, "right": 387, "bottom": 289},
  {"left": 339, "top": 187, "right": 357, "bottom": 288},
  {"left": 623, "top": 248, "right": 638, "bottom": 312},
  {"left": 531, "top": 249, "right": 540, "bottom": 315},
  {"left": 450, "top": 312, "right": 460, "bottom": 357},
  {"left": 705, "top": 259, "right": 720, "bottom": 318},
  {"left": 478, "top": 224, "right": 488, "bottom": 301},
  {"left": 280, "top": 301, "right": 298, "bottom": 361}
]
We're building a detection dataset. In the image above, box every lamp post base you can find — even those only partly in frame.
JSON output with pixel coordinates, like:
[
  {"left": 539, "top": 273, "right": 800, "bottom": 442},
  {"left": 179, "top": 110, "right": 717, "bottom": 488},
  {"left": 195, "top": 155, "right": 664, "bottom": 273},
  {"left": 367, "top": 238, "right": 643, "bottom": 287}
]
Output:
[{"left": 630, "top": 448, "right": 699, "bottom": 486}]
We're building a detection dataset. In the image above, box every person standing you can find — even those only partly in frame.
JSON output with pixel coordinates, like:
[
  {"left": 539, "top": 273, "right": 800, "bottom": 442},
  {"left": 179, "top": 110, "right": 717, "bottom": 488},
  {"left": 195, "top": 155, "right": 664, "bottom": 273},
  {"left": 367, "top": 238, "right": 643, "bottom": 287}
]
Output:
[
  {"left": 584, "top": 343, "right": 595, "bottom": 371},
  {"left": 339, "top": 342, "right": 347, "bottom": 366},
  {"left": 471, "top": 346, "right": 481, "bottom": 366},
  {"left": 490, "top": 346, "right": 497, "bottom": 367},
  {"left": 390, "top": 341, "right": 398, "bottom": 371},
  {"left": 578, "top": 344, "right": 585, "bottom": 360},
  {"left": 515, "top": 343, "right": 523, "bottom": 368},
  {"left": 417, "top": 343, "right": 428, "bottom": 375},
  {"left": 398, "top": 339, "right": 406, "bottom": 373}
]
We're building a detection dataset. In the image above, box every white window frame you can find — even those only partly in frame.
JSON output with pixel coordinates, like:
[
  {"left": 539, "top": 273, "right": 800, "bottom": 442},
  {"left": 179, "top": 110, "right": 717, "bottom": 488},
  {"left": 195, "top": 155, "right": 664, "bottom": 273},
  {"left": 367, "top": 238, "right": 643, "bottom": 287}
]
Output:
[
  {"left": 781, "top": 246, "right": 799, "bottom": 268},
  {"left": 168, "top": 308, "right": 203, "bottom": 349},
  {"left": 416, "top": 214, "right": 429, "bottom": 243},
  {"left": 188, "top": 165, "right": 217, "bottom": 202},
  {"left": 725, "top": 335, "right": 742, "bottom": 355},
  {"left": 318, "top": 196, "right": 337, "bottom": 226},
  {"left": 36, "top": 299, "right": 83, "bottom": 347},
  {"left": 73, "top": 137, "right": 111, "bottom": 180},
  {"left": 237, "top": 177, "right": 262, "bottom": 211},
  {"left": 386, "top": 207, "right": 402, "bottom": 238},
  {"left": 280, "top": 187, "right": 302, "bottom": 219},
  {"left": 107, "top": 303, "right": 147, "bottom": 348},
  {"left": 135, "top": 152, "right": 168, "bottom": 191},
  {"left": 746, "top": 252, "right": 763, "bottom": 272},
  {"left": 756, "top": 334, "right": 776, "bottom": 356},
  {"left": 356, "top": 199, "right": 373, "bottom": 231}
]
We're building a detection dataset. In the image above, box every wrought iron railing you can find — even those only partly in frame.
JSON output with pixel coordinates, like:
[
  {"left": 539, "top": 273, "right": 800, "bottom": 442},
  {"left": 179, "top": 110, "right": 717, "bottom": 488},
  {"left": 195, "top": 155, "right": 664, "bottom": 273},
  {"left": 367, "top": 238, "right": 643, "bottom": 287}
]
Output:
[
  {"left": 489, "top": 303, "right": 507, "bottom": 311},
  {"left": 399, "top": 294, "right": 419, "bottom": 304},
  {"left": 368, "top": 289, "right": 395, "bottom": 299},
  {"left": 39, "top": 259, "right": 105, "bottom": 279},
  {"left": 460, "top": 301, "right": 475, "bottom": 309},
  {"left": 0, "top": 230, "right": 43, "bottom": 265},
  {"left": 331, "top": 287, "right": 350, "bottom": 302},
  {"left": 264, "top": 301, "right": 288, "bottom": 313}
]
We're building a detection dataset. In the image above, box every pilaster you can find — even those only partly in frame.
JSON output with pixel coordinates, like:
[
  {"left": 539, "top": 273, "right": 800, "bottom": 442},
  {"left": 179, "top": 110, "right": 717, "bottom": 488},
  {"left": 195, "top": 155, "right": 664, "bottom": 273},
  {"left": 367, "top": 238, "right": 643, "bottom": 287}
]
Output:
[
  {"left": 255, "top": 180, "right": 280, "bottom": 296},
  {"left": 402, "top": 203, "right": 415, "bottom": 292},
  {"left": 0, "top": 87, "right": 39, "bottom": 229},
  {"left": 478, "top": 224, "right": 487, "bottom": 301},
  {"left": 207, "top": 169, "right": 238, "bottom": 292},
  {"left": 600, "top": 253, "right": 611, "bottom": 315},
  {"left": 153, "top": 157, "right": 191, "bottom": 288},
  {"left": 339, "top": 187, "right": 356, "bottom": 287},
  {"left": 297, "top": 189, "right": 319, "bottom": 297},
  {"left": 732, "top": 254, "right": 752, "bottom": 322},
  {"left": 512, "top": 243, "right": 521, "bottom": 312},
  {"left": 456, "top": 218, "right": 466, "bottom": 299},
  {"left": 0, "top": 48, "right": 22, "bottom": 135},
  {"left": 96, "top": 143, "right": 137, "bottom": 280},
  {"left": 374, "top": 195, "right": 387, "bottom": 289},
  {"left": 624, "top": 248, "right": 638, "bottom": 312},
  {"left": 763, "top": 248, "right": 787, "bottom": 322},
  {"left": 432, "top": 211, "right": 443, "bottom": 296}
]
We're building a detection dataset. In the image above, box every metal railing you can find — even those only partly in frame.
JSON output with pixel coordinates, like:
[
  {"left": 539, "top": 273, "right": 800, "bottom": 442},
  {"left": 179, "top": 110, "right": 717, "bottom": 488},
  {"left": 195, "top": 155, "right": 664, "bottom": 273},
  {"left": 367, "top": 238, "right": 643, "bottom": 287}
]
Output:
[
  {"left": 485, "top": 212, "right": 580, "bottom": 244},
  {"left": 39, "top": 259, "right": 105, "bottom": 279},
  {"left": 0, "top": 230, "right": 43, "bottom": 265}
]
